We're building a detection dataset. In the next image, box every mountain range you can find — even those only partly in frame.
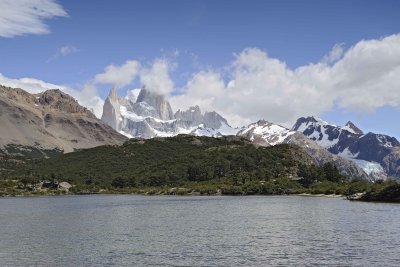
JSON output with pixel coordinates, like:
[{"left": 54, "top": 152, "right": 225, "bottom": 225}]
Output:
[
  {"left": 101, "top": 87, "right": 237, "bottom": 139},
  {"left": 1, "top": 84, "right": 400, "bottom": 182}
]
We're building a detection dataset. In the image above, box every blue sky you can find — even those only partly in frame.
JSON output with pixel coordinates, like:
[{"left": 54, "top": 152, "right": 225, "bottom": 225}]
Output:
[{"left": 0, "top": 0, "right": 400, "bottom": 137}]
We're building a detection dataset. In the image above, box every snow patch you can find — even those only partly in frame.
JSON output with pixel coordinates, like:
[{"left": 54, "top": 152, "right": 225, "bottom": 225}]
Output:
[
  {"left": 342, "top": 124, "right": 358, "bottom": 134},
  {"left": 338, "top": 147, "right": 359, "bottom": 159}
]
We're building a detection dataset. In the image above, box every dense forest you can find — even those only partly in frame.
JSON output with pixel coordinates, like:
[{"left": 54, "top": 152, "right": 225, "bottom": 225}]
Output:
[
  {"left": 1, "top": 135, "right": 399, "bottom": 201},
  {"left": 9, "top": 136, "right": 340, "bottom": 186}
]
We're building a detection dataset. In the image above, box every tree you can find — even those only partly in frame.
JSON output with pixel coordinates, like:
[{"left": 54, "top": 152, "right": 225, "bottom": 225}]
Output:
[
  {"left": 187, "top": 164, "right": 212, "bottom": 182},
  {"left": 213, "top": 158, "right": 230, "bottom": 179},
  {"left": 111, "top": 177, "right": 127, "bottom": 188},
  {"left": 323, "top": 163, "right": 341, "bottom": 183}
]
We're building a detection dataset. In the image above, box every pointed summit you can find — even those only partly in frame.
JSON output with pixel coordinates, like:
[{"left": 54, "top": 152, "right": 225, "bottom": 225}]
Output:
[
  {"left": 344, "top": 121, "right": 363, "bottom": 135},
  {"left": 132, "top": 88, "right": 174, "bottom": 120},
  {"left": 291, "top": 116, "right": 317, "bottom": 131},
  {"left": 101, "top": 88, "right": 121, "bottom": 130}
]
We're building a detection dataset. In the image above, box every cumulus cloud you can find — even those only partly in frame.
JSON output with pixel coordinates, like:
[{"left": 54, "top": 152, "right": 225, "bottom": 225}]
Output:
[
  {"left": 0, "top": 73, "right": 104, "bottom": 118},
  {"left": 140, "top": 59, "right": 175, "bottom": 95},
  {"left": 0, "top": 0, "right": 67, "bottom": 38},
  {"left": 171, "top": 34, "right": 400, "bottom": 127},
  {"left": 2, "top": 34, "right": 399, "bottom": 128},
  {"left": 94, "top": 60, "right": 141, "bottom": 88}
]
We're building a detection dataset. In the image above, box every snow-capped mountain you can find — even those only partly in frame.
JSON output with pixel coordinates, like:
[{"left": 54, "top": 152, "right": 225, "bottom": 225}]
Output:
[
  {"left": 237, "top": 120, "right": 369, "bottom": 180},
  {"left": 101, "top": 88, "right": 237, "bottom": 139},
  {"left": 292, "top": 116, "right": 400, "bottom": 181},
  {"left": 237, "top": 120, "right": 296, "bottom": 146}
]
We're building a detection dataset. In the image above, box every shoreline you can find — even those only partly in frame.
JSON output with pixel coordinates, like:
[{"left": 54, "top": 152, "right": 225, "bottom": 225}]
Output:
[
  {"left": 1, "top": 192, "right": 398, "bottom": 203},
  {"left": 0, "top": 191, "right": 347, "bottom": 200}
]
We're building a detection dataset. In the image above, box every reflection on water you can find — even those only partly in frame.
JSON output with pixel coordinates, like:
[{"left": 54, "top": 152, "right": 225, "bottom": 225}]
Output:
[{"left": 0, "top": 195, "right": 399, "bottom": 266}]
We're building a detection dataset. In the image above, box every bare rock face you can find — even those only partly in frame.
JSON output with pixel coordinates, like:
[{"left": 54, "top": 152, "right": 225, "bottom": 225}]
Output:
[
  {"left": 284, "top": 132, "right": 369, "bottom": 180},
  {"left": 36, "top": 89, "right": 95, "bottom": 117},
  {"left": 203, "top": 111, "right": 229, "bottom": 129},
  {"left": 132, "top": 88, "right": 174, "bottom": 120},
  {"left": 175, "top": 106, "right": 230, "bottom": 130},
  {"left": 175, "top": 106, "right": 203, "bottom": 125},
  {"left": 0, "top": 85, "right": 127, "bottom": 153},
  {"left": 101, "top": 88, "right": 121, "bottom": 130}
]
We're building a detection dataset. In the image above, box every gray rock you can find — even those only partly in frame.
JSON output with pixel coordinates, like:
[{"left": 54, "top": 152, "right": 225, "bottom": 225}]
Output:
[
  {"left": 101, "top": 88, "right": 121, "bottom": 130},
  {"left": 58, "top": 182, "right": 72, "bottom": 192},
  {"left": 132, "top": 88, "right": 174, "bottom": 120}
]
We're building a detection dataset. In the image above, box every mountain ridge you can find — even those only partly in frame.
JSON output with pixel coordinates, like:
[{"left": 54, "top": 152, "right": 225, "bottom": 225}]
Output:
[
  {"left": 237, "top": 120, "right": 369, "bottom": 180},
  {"left": 0, "top": 85, "right": 127, "bottom": 154},
  {"left": 101, "top": 87, "right": 236, "bottom": 138},
  {"left": 292, "top": 116, "right": 400, "bottom": 181}
]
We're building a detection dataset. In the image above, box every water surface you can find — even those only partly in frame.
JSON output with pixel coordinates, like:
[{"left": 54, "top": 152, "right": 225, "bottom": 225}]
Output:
[{"left": 0, "top": 195, "right": 399, "bottom": 266}]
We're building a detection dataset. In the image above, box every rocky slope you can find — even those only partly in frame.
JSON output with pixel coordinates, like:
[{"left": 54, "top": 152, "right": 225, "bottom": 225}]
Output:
[
  {"left": 0, "top": 85, "right": 127, "bottom": 154},
  {"left": 237, "top": 120, "right": 369, "bottom": 180},
  {"left": 291, "top": 116, "right": 400, "bottom": 181},
  {"left": 101, "top": 88, "right": 237, "bottom": 138}
]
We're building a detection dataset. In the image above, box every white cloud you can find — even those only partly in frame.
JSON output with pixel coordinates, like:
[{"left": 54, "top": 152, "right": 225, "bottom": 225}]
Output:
[
  {"left": 0, "top": 0, "right": 67, "bottom": 38},
  {"left": 0, "top": 73, "right": 104, "bottom": 118},
  {"left": 60, "top": 45, "right": 79, "bottom": 56},
  {"left": 330, "top": 35, "right": 400, "bottom": 112},
  {"left": 48, "top": 45, "right": 79, "bottom": 62},
  {"left": 94, "top": 58, "right": 175, "bottom": 94},
  {"left": 171, "top": 34, "right": 400, "bottom": 127},
  {"left": 322, "top": 43, "right": 345, "bottom": 64},
  {"left": 140, "top": 59, "right": 175, "bottom": 95},
  {"left": 94, "top": 60, "right": 141, "bottom": 88},
  {"left": 170, "top": 70, "right": 224, "bottom": 110},
  {"left": 2, "top": 34, "right": 399, "bottom": 128}
]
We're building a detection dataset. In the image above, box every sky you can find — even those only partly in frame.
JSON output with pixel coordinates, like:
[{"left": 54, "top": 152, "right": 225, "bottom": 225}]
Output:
[{"left": 0, "top": 0, "right": 400, "bottom": 137}]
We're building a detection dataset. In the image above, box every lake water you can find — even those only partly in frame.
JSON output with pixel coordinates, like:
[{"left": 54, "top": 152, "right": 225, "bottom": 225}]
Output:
[{"left": 0, "top": 195, "right": 399, "bottom": 266}]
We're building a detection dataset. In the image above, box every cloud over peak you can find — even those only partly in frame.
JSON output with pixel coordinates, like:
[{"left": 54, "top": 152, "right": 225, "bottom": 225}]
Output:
[
  {"left": 93, "top": 58, "right": 175, "bottom": 95},
  {"left": 94, "top": 60, "right": 141, "bottom": 88},
  {"left": 170, "top": 34, "right": 400, "bottom": 127},
  {"left": 1, "top": 34, "right": 399, "bottom": 128},
  {"left": 0, "top": 0, "right": 67, "bottom": 38}
]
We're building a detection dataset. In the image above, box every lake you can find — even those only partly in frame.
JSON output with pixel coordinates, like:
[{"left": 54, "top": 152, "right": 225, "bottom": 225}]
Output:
[{"left": 0, "top": 195, "right": 399, "bottom": 266}]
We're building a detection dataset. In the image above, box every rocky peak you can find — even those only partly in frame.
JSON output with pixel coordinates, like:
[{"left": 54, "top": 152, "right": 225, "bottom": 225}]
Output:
[
  {"left": 108, "top": 87, "right": 119, "bottom": 102},
  {"left": 175, "top": 105, "right": 203, "bottom": 124},
  {"left": 0, "top": 85, "right": 35, "bottom": 104},
  {"left": 344, "top": 121, "right": 363, "bottom": 135},
  {"left": 34, "top": 89, "right": 95, "bottom": 117},
  {"left": 174, "top": 106, "right": 230, "bottom": 129},
  {"left": 237, "top": 120, "right": 295, "bottom": 146},
  {"left": 101, "top": 88, "right": 121, "bottom": 131},
  {"left": 203, "top": 111, "right": 229, "bottom": 129},
  {"left": 291, "top": 116, "right": 331, "bottom": 131},
  {"left": 132, "top": 88, "right": 174, "bottom": 120}
]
